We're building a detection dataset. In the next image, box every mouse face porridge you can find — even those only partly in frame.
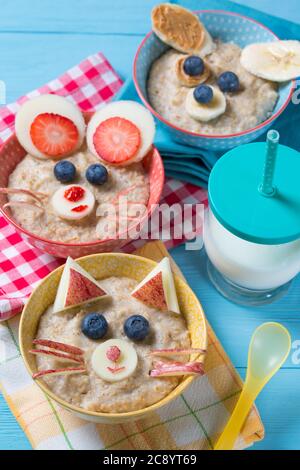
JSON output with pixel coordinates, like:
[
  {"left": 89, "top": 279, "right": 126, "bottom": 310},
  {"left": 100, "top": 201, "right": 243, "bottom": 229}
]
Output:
[
  {"left": 3, "top": 96, "right": 156, "bottom": 243},
  {"left": 147, "top": 4, "right": 285, "bottom": 136},
  {"left": 8, "top": 148, "right": 149, "bottom": 243}
]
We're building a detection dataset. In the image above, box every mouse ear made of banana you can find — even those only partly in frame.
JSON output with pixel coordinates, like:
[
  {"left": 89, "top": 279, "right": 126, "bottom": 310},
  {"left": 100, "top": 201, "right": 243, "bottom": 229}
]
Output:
[{"left": 151, "top": 3, "right": 205, "bottom": 54}]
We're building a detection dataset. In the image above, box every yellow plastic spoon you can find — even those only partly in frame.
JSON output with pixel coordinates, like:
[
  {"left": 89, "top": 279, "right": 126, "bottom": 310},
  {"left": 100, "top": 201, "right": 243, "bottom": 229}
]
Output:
[{"left": 214, "top": 322, "right": 291, "bottom": 450}]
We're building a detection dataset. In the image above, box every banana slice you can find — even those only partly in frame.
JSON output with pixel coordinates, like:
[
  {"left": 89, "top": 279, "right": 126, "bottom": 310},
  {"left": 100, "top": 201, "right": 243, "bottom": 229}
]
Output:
[
  {"left": 91, "top": 339, "right": 138, "bottom": 382},
  {"left": 199, "top": 26, "right": 217, "bottom": 57},
  {"left": 185, "top": 86, "right": 226, "bottom": 122},
  {"left": 176, "top": 56, "right": 211, "bottom": 87},
  {"left": 241, "top": 40, "right": 300, "bottom": 82},
  {"left": 86, "top": 101, "right": 155, "bottom": 165},
  {"left": 15, "top": 94, "right": 85, "bottom": 161}
]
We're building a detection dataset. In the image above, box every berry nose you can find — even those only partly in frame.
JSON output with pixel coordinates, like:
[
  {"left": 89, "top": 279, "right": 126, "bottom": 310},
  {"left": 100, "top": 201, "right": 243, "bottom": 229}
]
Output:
[{"left": 106, "top": 345, "right": 121, "bottom": 363}]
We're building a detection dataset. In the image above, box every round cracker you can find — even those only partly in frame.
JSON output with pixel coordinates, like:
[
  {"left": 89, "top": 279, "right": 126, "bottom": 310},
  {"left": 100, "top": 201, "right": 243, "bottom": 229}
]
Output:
[{"left": 152, "top": 3, "right": 205, "bottom": 54}]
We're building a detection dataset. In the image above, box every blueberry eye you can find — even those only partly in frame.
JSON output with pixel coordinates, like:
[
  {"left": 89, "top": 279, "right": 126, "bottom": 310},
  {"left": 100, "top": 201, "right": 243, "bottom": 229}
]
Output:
[
  {"left": 124, "top": 315, "right": 150, "bottom": 341},
  {"left": 217, "top": 71, "right": 240, "bottom": 93},
  {"left": 193, "top": 85, "right": 213, "bottom": 104},
  {"left": 183, "top": 56, "right": 205, "bottom": 77},
  {"left": 81, "top": 312, "right": 108, "bottom": 340},
  {"left": 54, "top": 160, "right": 76, "bottom": 183},
  {"left": 86, "top": 164, "right": 108, "bottom": 185}
]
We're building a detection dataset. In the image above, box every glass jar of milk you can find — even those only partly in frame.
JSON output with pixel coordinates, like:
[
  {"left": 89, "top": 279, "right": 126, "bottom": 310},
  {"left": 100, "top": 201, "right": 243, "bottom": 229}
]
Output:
[{"left": 204, "top": 131, "right": 300, "bottom": 306}]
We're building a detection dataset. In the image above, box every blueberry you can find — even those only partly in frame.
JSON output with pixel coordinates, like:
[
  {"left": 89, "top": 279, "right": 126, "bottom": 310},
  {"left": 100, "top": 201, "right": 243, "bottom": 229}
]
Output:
[
  {"left": 124, "top": 315, "right": 150, "bottom": 341},
  {"left": 183, "top": 56, "right": 204, "bottom": 77},
  {"left": 193, "top": 85, "right": 214, "bottom": 104},
  {"left": 54, "top": 160, "right": 76, "bottom": 183},
  {"left": 217, "top": 71, "right": 240, "bottom": 93},
  {"left": 86, "top": 164, "right": 108, "bottom": 185},
  {"left": 81, "top": 313, "right": 108, "bottom": 340}
]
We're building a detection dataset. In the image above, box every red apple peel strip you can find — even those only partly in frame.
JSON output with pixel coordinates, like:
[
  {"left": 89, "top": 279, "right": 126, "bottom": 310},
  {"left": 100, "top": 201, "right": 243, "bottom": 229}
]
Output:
[
  {"left": 3, "top": 201, "right": 45, "bottom": 212},
  {"left": 107, "top": 366, "right": 125, "bottom": 374},
  {"left": 33, "top": 367, "right": 86, "bottom": 380},
  {"left": 29, "top": 349, "right": 84, "bottom": 365},
  {"left": 150, "top": 361, "right": 205, "bottom": 377},
  {"left": 0, "top": 187, "right": 48, "bottom": 203},
  {"left": 150, "top": 348, "right": 206, "bottom": 357},
  {"left": 33, "top": 339, "right": 84, "bottom": 356}
]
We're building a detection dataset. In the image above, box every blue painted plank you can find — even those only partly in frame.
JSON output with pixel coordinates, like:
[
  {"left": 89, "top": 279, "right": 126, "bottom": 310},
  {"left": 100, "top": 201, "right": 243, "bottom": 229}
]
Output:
[
  {"left": 0, "top": 33, "right": 144, "bottom": 103},
  {"left": 172, "top": 247, "right": 300, "bottom": 369},
  {"left": 245, "top": 369, "right": 300, "bottom": 450},
  {"left": 0, "top": 0, "right": 157, "bottom": 34},
  {"left": 0, "top": 395, "right": 31, "bottom": 449},
  {"left": 233, "top": 0, "right": 300, "bottom": 22}
]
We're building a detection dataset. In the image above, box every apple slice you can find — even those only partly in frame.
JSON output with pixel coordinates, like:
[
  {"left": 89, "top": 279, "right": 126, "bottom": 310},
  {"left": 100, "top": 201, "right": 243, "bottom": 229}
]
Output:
[
  {"left": 91, "top": 339, "right": 138, "bottom": 383},
  {"left": 149, "top": 348, "right": 206, "bottom": 358},
  {"left": 0, "top": 187, "right": 48, "bottom": 203},
  {"left": 29, "top": 348, "right": 84, "bottom": 364},
  {"left": 150, "top": 360, "right": 204, "bottom": 377},
  {"left": 33, "top": 367, "right": 86, "bottom": 380},
  {"left": 131, "top": 257, "right": 180, "bottom": 314},
  {"left": 33, "top": 339, "right": 84, "bottom": 356},
  {"left": 53, "top": 257, "right": 108, "bottom": 312}
]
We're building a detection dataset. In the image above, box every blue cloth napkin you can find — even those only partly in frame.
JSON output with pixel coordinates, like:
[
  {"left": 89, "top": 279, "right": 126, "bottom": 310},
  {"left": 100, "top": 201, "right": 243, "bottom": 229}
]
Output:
[{"left": 116, "top": 0, "right": 300, "bottom": 188}]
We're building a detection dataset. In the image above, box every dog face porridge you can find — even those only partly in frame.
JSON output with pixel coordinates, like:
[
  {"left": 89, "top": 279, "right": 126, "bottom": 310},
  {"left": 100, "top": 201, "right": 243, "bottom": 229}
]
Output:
[
  {"left": 3, "top": 97, "right": 156, "bottom": 243},
  {"left": 29, "top": 257, "right": 205, "bottom": 413},
  {"left": 146, "top": 4, "right": 295, "bottom": 136},
  {"left": 148, "top": 44, "right": 278, "bottom": 135}
]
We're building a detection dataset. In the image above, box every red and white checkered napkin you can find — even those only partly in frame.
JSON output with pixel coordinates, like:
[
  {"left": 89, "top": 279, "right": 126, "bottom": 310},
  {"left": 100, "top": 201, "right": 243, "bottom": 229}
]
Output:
[{"left": 0, "top": 52, "right": 208, "bottom": 321}]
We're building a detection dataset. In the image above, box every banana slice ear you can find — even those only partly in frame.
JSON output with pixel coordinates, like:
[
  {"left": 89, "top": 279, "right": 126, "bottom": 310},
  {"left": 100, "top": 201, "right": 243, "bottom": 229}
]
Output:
[
  {"left": 152, "top": 3, "right": 205, "bottom": 54},
  {"left": 241, "top": 40, "right": 300, "bottom": 82}
]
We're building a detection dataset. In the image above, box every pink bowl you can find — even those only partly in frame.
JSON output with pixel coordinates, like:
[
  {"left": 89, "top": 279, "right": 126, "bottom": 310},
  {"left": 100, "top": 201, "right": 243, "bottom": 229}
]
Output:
[{"left": 0, "top": 113, "right": 164, "bottom": 258}]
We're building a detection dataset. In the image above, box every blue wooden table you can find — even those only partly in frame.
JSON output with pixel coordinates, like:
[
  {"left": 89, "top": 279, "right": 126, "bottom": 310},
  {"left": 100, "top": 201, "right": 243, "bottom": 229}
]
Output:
[{"left": 1, "top": 0, "right": 300, "bottom": 451}]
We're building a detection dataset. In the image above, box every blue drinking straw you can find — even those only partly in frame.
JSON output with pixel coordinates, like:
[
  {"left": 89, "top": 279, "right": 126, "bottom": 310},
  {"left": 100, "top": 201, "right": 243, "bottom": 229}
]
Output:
[{"left": 259, "top": 129, "right": 280, "bottom": 197}]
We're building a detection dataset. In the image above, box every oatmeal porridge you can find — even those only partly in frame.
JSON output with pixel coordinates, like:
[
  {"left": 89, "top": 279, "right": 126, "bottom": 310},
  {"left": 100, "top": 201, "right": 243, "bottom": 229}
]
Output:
[
  {"left": 35, "top": 276, "right": 190, "bottom": 413},
  {"left": 147, "top": 43, "right": 279, "bottom": 135},
  {"left": 8, "top": 147, "right": 149, "bottom": 243}
]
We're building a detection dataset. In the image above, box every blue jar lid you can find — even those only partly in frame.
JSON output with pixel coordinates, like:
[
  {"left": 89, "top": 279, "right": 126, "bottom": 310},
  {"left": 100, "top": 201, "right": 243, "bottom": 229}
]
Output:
[{"left": 208, "top": 142, "right": 300, "bottom": 245}]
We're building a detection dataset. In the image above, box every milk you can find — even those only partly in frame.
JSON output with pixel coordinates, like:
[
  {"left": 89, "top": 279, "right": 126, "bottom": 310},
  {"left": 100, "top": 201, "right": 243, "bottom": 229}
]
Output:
[
  {"left": 206, "top": 131, "right": 300, "bottom": 304},
  {"left": 204, "top": 210, "right": 300, "bottom": 291}
]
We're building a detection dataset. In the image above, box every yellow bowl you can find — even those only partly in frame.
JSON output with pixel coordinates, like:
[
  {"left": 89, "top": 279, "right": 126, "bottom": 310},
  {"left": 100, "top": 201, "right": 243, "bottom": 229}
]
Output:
[{"left": 19, "top": 253, "right": 207, "bottom": 424}]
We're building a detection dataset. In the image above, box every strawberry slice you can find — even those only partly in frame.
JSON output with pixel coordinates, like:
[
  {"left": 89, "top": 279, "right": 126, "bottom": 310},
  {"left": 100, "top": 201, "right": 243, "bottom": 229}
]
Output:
[
  {"left": 93, "top": 117, "right": 141, "bottom": 164},
  {"left": 30, "top": 113, "right": 79, "bottom": 158}
]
